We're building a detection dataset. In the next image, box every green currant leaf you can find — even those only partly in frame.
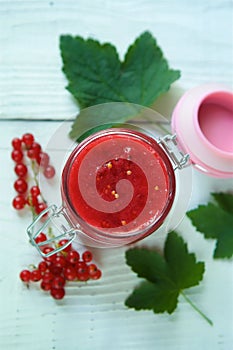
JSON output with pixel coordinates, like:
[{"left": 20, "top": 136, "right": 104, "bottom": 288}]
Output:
[
  {"left": 125, "top": 248, "right": 173, "bottom": 286},
  {"left": 214, "top": 229, "right": 233, "bottom": 259},
  {"left": 212, "top": 192, "right": 233, "bottom": 215},
  {"left": 164, "top": 231, "right": 205, "bottom": 289},
  {"left": 60, "top": 35, "right": 123, "bottom": 108},
  {"left": 187, "top": 198, "right": 233, "bottom": 259},
  {"left": 125, "top": 280, "right": 179, "bottom": 314},
  {"left": 60, "top": 31, "right": 180, "bottom": 139},
  {"left": 125, "top": 232, "right": 205, "bottom": 315},
  {"left": 118, "top": 31, "right": 180, "bottom": 106}
]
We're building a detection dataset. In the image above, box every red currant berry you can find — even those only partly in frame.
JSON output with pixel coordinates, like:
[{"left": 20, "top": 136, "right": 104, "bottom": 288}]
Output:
[
  {"left": 42, "top": 271, "right": 54, "bottom": 284},
  {"left": 39, "top": 152, "right": 50, "bottom": 168},
  {"left": 12, "top": 137, "right": 22, "bottom": 150},
  {"left": 43, "top": 165, "right": 55, "bottom": 179},
  {"left": 27, "top": 148, "right": 37, "bottom": 159},
  {"left": 42, "top": 246, "right": 54, "bottom": 255},
  {"left": 11, "top": 149, "right": 23, "bottom": 163},
  {"left": 40, "top": 280, "right": 51, "bottom": 291},
  {"left": 58, "top": 239, "right": 72, "bottom": 253},
  {"left": 50, "top": 287, "right": 65, "bottom": 300},
  {"left": 51, "top": 276, "right": 66, "bottom": 289},
  {"left": 14, "top": 163, "right": 28, "bottom": 177},
  {"left": 90, "top": 269, "right": 102, "bottom": 280},
  {"left": 66, "top": 250, "right": 80, "bottom": 265},
  {"left": 76, "top": 263, "right": 89, "bottom": 281},
  {"left": 14, "top": 178, "right": 28, "bottom": 194},
  {"left": 27, "top": 195, "right": 39, "bottom": 207},
  {"left": 31, "top": 142, "right": 41, "bottom": 154},
  {"left": 30, "top": 269, "right": 42, "bottom": 282},
  {"left": 12, "top": 195, "right": 26, "bottom": 210},
  {"left": 88, "top": 263, "right": 98, "bottom": 276},
  {"left": 19, "top": 269, "right": 31, "bottom": 282},
  {"left": 30, "top": 185, "right": 40, "bottom": 197},
  {"left": 75, "top": 261, "right": 87, "bottom": 270},
  {"left": 49, "top": 265, "right": 63, "bottom": 276},
  {"left": 76, "top": 268, "right": 89, "bottom": 281},
  {"left": 82, "top": 251, "right": 93, "bottom": 263},
  {"left": 64, "top": 266, "right": 77, "bottom": 281},
  {"left": 53, "top": 255, "right": 67, "bottom": 269},
  {"left": 22, "top": 133, "right": 34, "bottom": 148},
  {"left": 76, "top": 263, "right": 88, "bottom": 273},
  {"left": 35, "top": 232, "right": 47, "bottom": 244},
  {"left": 38, "top": 261, "right": 49, "bottom": 273},
  {"left": 35, "top": 202, "right": 47, "bottom": 215},
  {"left": 42, "top": 247, "right": 56, "bottom": 263}
]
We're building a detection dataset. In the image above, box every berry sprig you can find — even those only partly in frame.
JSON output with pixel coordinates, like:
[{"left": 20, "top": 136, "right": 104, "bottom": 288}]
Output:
[
  {"left": 19, "top": 236, "right": 102, "bottom": 300},
  {"left": 12, "top": 133, "right": 102, "bottom": 300},
  {"left": 11, "top": 133, "right": 55, "bottom": 214}
]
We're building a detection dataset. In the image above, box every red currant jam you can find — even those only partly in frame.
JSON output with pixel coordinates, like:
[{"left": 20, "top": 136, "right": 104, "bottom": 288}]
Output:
[{"left": 62, "top": 129, "right": 175, "bottom": 244}]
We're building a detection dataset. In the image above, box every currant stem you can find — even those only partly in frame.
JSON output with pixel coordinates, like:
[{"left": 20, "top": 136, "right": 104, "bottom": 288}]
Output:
[
  {"left": 29, "top": 205, "right": 37, "bottom": 220},
  {"left": 48, "top": 227, "right": 55, "bottom": 239},
  {"left": 30, "top": 160, "right": 47, "bottom": 203},
  {"left": 181, "top": 291, "right": 213, "bottom": 326}
]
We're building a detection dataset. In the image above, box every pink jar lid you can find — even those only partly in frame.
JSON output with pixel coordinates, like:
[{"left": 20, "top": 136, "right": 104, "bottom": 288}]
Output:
[{"left": 171, "top": 84, "right": 233, "bottom": 178}]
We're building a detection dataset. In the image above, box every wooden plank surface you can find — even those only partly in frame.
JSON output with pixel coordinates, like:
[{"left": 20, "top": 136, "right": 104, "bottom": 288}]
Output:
[
  {"left": 0, "top": 1, "right": 233, "bottom": 349},
  {"left": 0, "top": 0, "right": 232, "bottom": 119}
]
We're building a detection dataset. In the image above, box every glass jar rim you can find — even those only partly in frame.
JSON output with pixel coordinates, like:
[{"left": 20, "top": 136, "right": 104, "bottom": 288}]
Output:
[{"left": 61, "top": 127, "right": 176, "bottom": 241}]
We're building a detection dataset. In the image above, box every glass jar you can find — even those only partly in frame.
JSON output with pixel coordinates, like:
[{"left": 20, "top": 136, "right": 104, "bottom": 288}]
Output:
[{"left": 27, "top": 104, "right": 191, "bottom": 256}]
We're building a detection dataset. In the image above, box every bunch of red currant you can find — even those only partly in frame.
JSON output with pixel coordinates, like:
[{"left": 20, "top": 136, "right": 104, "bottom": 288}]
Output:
[
  {"left": 20, "top": 235, "right": 102, "bottom": 300},
  {"left": 13, "top": 133, "right": 102, "bottom": 300},
  {"left": 11, "top": 132, "right": 55, "bottom": 213}
]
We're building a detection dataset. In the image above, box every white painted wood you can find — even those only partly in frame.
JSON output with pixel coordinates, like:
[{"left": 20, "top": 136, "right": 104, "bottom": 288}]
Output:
[
  {"left": 0, "top": 1, "right": 233, "bottom": 349},
  {"left": 1, "top": 119, "right": 233, "bottom": 349},
  {"left": 0, "top": 0, "right": 232, "bottom": 119}
]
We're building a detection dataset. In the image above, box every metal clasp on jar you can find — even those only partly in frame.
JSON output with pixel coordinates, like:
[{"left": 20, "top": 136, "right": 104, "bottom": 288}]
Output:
[
  {"left": 27, "top": 205, "right": 79, "bottom": 257},
  {"left": 158, "top": 134, "right": 190, "bottom": 170}
]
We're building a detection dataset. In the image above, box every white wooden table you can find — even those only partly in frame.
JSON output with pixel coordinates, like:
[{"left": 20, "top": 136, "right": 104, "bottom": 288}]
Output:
[{"left": 0, "top": 1, "right": 232, "bottom": 349}]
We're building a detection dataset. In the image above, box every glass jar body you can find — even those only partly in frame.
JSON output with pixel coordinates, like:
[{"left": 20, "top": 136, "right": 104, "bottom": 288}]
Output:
[{"left": 61, "top": 128, "right": 176, "bottom": 247}]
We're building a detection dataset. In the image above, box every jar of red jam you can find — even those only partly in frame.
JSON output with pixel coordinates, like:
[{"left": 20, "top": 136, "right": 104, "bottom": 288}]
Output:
[
  {"left": 27, "top": 123, "right": 190, "bottom": 256},
  {"left": 61, "top": 128, "right": 189, "bottom": 246}
]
